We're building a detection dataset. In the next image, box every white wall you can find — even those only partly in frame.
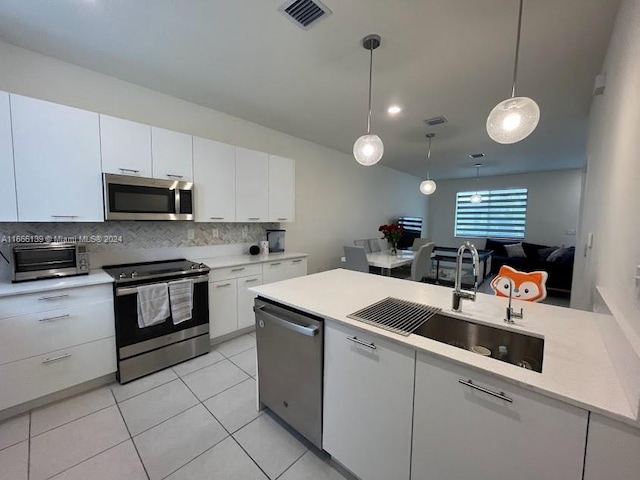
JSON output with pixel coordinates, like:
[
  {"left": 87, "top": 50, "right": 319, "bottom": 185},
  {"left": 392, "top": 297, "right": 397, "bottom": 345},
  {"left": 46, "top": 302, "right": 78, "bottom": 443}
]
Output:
[
  {"left": 0, "top": 41, "right": 427, "bottom": 274},
  {"left": 427, "top": 170, "right": 583, "bottom": 249},
  {"left": 571, "top": 0, "right": 640, "bottom": 338}
]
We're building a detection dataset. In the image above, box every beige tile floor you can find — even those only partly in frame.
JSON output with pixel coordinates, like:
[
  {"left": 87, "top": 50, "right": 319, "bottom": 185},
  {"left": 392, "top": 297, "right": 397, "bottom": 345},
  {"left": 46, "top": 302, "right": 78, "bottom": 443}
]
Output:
[{"left": 0, "top": 334, "right": 353, "bottom": 480}]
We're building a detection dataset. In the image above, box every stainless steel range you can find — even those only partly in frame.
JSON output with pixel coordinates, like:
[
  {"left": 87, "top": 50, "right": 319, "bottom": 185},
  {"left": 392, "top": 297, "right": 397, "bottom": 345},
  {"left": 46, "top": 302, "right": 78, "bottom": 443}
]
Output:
[{"left": 103, "top": 259, "right": 210, "bottom": 384}]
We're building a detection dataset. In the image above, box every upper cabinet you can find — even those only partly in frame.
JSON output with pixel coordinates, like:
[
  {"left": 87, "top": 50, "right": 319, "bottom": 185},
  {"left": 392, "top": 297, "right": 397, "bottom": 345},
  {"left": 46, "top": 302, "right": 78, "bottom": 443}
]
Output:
[
  {"left": 100, "top": 115, "right": 152, "bottom": 177},
  {"left": 151, "top": 127, "right": 193, "bottom": 181},
  {"left": 0, "top": 91, "right": 17, "bottom": 222},
  {"left": 193, "top": 137, "right": 236, "bottom": 222},
  {"left": 268, "top": 155, "right": 295, "bottom": 222},
  {"left": 235, "top": 147, "right": 269, "bottom": 222},
  {"left": 11, "top": 95, "right": 104, "bottom": 222}
]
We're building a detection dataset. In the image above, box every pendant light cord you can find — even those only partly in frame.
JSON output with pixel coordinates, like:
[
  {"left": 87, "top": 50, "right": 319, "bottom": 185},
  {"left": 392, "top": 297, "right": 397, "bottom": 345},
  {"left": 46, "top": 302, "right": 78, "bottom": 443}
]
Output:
[
  {"left": 367, "top": 45, "right": 374, "bottom": 134},
  {"left": 511, "top": 0, "right": 524, "bottom": 98},
  {"left": 426, "top": 136, "right": 432, "bottom": 180}
]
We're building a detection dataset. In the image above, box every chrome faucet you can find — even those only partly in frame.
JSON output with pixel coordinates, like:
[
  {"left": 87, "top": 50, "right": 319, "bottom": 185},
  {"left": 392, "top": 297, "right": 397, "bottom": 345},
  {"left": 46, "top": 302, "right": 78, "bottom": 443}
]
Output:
[
  {"left": 504, "top": 278, "right": 524, "bottom": 324},
  {"left": 452, "top": 242, "right": 480, "bottom": 312}
]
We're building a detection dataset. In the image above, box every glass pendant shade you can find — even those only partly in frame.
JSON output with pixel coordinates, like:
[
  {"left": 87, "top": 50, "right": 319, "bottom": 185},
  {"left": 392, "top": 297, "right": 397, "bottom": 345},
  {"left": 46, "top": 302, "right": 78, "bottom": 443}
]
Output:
[
  {"left": 486, "top": 96, "right": 540, "bottom": 144},
  {"left": 470, "top": 193, "right": 483, "bottom": 203},
  {"left": 353, "top": 134, "right": 384, "bottom": 166},
  {"left": 420, "top": 179, "right": 437, "bottom": 195}
]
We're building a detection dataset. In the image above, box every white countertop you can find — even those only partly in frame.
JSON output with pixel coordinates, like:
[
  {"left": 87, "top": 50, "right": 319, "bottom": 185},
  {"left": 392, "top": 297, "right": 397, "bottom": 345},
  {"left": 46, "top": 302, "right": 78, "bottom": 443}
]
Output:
[
  {"left": 195, "top": 252, "right": 308, "bottom": 269},
  {"left": 251, "top": 268, "right": 640, "bottom": 426},
  {"left": 0, "top": 270, "right": 114, "bottom": 298}
]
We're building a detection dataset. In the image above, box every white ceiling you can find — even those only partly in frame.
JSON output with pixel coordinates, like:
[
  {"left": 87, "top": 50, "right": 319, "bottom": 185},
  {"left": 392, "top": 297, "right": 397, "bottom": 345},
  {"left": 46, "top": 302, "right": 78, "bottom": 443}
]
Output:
[{"left": 0, "top": 0, "right": 620, "bottom": 179}]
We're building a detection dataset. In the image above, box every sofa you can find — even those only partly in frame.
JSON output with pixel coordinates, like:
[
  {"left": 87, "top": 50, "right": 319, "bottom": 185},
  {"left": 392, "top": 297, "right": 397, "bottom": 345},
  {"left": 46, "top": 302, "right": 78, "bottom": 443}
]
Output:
[{"left": 484, "top": 239, "right": 575, "bottom": 293}]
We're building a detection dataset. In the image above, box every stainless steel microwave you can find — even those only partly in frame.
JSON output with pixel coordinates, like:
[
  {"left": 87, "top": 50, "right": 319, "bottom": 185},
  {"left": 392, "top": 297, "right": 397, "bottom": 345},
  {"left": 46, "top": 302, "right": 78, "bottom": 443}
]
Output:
[
  {"left": 103, "top": 173, "right": 194, "bottom": 221},
  {"left": 8, "top": 243, "right": 90, "bottom": 283}
]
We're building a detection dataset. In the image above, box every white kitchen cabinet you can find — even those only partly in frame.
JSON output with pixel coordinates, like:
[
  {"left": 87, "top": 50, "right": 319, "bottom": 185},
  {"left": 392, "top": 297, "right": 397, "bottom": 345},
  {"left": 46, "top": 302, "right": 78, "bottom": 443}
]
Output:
[
  {"left": 100, "top": 114, "right": 152, "bottom": 177},
  {"left": 0, "top": 91, "right": 17, "bottom": 222},
  {"left": 584, "top": 413, "right": 640, "bottom": 480},
  {"left": 11, "top": 94, "right": 104, "bottom": 222},
  {"left": 237, "top": 274, "right": 262, "bottom": 329},
  {"left": 268, "top": 155, "right": 295, "bottom": 222},
  {"left": 323, "top": 321, "right": 415, "bottom": 480},
  {"left": 151, "top": 127, "right": 193, "bottom": 181},
  {"left": 411, "top": 352, "right": 588, "bottom": 480},
  {"left": 263, "top": 257, "right": 307, "bottom": 284},
  {"left": 193, "top": 137, "right": 236, "bottom": 222},
  {"left": 235, "top": 147, "right": 268, "bottom": 222},
  {"left": 209, "top": 279, "right": 238, "bottom": 339}
]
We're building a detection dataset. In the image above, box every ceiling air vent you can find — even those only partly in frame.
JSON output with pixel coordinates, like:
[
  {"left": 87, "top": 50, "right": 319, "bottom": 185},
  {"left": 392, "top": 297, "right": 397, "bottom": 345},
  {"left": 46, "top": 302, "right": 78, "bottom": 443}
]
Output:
[
  {"left": 469, "top": 153, "right": 485, "bottom": 159},
  {"left": 278, "top": 0, "right": 332, "bottom": 30},
  {"left": 424, "top": 116, "right": 448, "bottom": 127}
]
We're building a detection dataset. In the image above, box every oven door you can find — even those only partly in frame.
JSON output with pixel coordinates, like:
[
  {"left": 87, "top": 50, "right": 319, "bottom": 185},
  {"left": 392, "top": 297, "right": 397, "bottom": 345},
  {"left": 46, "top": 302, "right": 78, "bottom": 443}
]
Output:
[
  {"left": 114, "top": 274, "right": 209, "bottom": 361},
  {"left": 11, "top": 243, "right": 79, "bottom": 282},
  {"left": 103, "top": 173, "right": 194, "bottom": 221}
]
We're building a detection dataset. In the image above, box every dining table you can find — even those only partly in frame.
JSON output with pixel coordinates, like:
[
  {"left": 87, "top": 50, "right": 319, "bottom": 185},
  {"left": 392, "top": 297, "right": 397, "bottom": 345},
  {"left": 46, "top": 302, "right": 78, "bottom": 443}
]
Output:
[{"left": 341, "top": 249, "right": 415, "bottom": 276}]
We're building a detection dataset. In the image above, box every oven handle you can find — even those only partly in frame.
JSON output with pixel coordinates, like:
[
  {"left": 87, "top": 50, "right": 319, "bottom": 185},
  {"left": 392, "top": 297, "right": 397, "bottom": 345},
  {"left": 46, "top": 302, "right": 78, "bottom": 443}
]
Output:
[
  {"left": 253, "top": 305, "right": 319, "bottom": 337},
  {"left": 116, "top": 275, "right": 209, "bottom": 296}
]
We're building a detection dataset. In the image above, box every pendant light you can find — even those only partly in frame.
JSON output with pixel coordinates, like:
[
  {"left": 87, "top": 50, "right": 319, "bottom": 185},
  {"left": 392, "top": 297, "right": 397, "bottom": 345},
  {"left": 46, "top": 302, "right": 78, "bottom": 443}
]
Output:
[
  {"left": 470, "top": 164, "right": 483, "bottom": 203},
  {"left": 486, "top": 0, "right": 540, "bottom": 144},
  {"left": 419, "top": 133, "right": 437, "bottom": 195},
  {"left": 353, "top": 34, "right": 384, "bottom": 166}
]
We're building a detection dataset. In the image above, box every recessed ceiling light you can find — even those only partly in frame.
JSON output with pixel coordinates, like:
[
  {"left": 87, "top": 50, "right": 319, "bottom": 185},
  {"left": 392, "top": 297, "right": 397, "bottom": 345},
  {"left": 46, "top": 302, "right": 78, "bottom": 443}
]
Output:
[{"left": 387, "top": 105, "right": 402, "bottom": 115}]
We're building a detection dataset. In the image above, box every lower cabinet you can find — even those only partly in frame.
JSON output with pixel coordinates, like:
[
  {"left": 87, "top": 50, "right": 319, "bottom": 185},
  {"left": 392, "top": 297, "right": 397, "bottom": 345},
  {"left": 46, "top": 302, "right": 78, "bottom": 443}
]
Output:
[
  {"left": 237, "top": 274, "right": 263, "bottom": 329},
  {"left": 583, "top": 413, "right": 640, "bottom": 480},
  {"left": 411, "top": 352, "right": 588, "bottom": 480},
  {"left": 263, "top": 257, "right": 307, "bottom": 284},
  {"left": 209, "top": 280, "right": 239, "bottom": 339},
  {"left": 323, "top": 321, "right": 415, "bottom": 480}
]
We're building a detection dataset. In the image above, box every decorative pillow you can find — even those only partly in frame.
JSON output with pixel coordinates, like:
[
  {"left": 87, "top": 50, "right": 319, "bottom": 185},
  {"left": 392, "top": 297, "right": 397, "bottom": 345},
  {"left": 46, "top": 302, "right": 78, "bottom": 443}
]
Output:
[
  {"left": 555, "top": 246, "right": 575, "bottom": 265},
  {"left": 522, "top": 242, "right": 548, "bottom": 260},
  {"left": 547, "top": 247, "right": 569, "bottom": 262},
  {"left": 504, "top": 243, "right": 527, "bottom": 258},
  {"left": 537, "top": 246, "right": 558, "bottom": 261},
  {"left": 484, "top": 239, "right": 510, "bottom": 257}
]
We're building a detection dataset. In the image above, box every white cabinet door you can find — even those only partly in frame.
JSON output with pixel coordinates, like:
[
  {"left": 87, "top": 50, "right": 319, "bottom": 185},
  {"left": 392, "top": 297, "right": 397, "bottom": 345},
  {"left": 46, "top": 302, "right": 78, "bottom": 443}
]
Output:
[
  {"left": 268, "top": 155, "right": 295, "bottom": 222},
  {"left": 100, "top": 114, "right": 152, "bottom": 177},
  {"left": 193, "top": 137, "right": 236, "bottom": 222},
  {"left": 411, "top": 352, "right": 588, "bottom": 480},
  {"left": 237, "top": 274, "right": 262, "bottom": 329},
  {"left": 262, "top": 260, "right": 289, "bottom": 284},
  {"left": 287, "top": 257, "right": 307, "bottom": 279},
  {"left": 323, "top": 321, "right": 415, "bottom": 480},
  {"left": 209, "top": 280, "right": 238, "bottom": 339},
  {"left": 584, "top": 413, "right": 640, "bottom": 480},
  {"left": 11, "top": 94, "right": 104, "bottom": 222},
  {"left": 235, "top": 147, "right": 268, "bottom": 222},
  {"left": 151, "top": 127, "right": 193, "bottom": 181},
  {"left": 0, "top": 91, "right": 16, "bottom": 222}
]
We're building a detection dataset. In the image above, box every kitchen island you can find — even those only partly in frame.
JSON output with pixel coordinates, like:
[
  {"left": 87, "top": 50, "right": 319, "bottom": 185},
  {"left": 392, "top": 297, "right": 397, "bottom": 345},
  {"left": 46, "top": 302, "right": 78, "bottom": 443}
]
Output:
[{"left": 251, "top": 268, "right": 640, "bottom": 480}]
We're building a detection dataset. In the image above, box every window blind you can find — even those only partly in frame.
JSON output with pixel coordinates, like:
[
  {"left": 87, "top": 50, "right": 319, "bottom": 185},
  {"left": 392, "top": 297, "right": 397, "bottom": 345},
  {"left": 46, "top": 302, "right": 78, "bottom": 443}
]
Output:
[{"left": 454, "top": 188, "right": 528, "bottom": 239}]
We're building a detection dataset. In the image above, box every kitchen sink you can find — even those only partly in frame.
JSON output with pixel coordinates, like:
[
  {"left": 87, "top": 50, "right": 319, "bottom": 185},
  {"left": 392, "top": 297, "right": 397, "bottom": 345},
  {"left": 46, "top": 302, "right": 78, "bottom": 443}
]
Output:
[{"left": 412, "top": 314, "right": 544, "bottom": 372}]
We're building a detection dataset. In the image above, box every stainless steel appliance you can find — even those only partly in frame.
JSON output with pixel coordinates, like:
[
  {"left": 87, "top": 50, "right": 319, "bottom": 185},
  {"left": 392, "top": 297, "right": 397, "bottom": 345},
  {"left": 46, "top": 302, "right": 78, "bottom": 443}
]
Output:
[
  {"left": 7, "top": 243, "right": 90, "bottom": 283},
  {"left": 103, "top": 259, "right": 210, "bottom": 384},
  {"left": 103, "top": 173, "right": 194, "bottom": 221},
  {"left": 254, "top": 297, "right": 323, "bottom": 448}
]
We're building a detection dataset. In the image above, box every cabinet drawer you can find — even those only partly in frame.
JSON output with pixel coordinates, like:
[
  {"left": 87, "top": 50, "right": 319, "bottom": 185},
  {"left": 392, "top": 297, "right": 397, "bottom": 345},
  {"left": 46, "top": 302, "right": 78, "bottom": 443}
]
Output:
[
  {"left": 0, "top": 337, "right": 116, "bottom": 411},
  {"left": 288, "top": 257, "right": 307, "bottom": 278},
  {"left": 0, "top": 300, "right": 115, "bottom": 366},
  {"left": 208, "top": 264, "right": 262, "bottom": 282},
  {"left": 0, "top": 284, "right": 112, "bottom": 320}
]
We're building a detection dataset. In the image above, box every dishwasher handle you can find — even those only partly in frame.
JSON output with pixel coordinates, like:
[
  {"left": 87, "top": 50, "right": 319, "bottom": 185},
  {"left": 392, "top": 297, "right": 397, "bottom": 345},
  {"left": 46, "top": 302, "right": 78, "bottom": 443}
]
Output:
[{"left": 254, "top": 305, "right": 319, "bottom": 337}]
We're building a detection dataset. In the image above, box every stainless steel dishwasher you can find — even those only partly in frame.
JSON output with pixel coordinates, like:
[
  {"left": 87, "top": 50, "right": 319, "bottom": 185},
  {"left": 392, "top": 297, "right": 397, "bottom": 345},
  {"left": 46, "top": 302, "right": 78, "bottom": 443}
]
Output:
[{"left": 254, "top": 297, "right": 323, "bottom": 448}]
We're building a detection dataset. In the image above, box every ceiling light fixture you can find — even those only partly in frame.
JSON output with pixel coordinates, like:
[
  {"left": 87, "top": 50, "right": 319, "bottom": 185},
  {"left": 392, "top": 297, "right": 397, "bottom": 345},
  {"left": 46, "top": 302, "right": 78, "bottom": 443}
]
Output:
[
  {"left": 387, "top": 105, "right": 402, "bottom": 115},
  {"left": 419, "top": 134, "right": 437, "bottom": 195},
  {"left": 486, "top": 0, "right": 540, "bottom": 144},
  {"left": 353, "top": 34, "right": 384, "bottom": 166},
  {"left": 470, "top": 164, "right": 483, "bottom": 203}
]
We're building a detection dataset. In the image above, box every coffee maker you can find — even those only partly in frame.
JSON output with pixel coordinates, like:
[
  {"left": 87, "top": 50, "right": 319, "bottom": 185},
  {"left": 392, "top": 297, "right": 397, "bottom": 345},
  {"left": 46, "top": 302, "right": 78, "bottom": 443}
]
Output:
[{"left": 266, "top": 229, "right": 286, "bottom": 252}]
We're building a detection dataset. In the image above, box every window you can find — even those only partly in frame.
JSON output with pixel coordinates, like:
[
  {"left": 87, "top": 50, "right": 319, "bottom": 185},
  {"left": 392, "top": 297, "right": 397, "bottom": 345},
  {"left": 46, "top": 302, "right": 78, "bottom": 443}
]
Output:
[
  {"left": 454, "top": 188, "right": 528, "bottom": 239},
  {"left": 397, "top": 216, "right": 423, "bottom": 249}
]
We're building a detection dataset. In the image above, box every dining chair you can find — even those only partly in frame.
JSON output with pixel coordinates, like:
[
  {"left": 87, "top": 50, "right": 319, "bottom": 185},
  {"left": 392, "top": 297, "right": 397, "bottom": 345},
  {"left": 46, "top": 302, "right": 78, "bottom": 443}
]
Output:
[
  {"left": 411, "top": 237, "right": 432, "bottom": 252},
  {"left": 354, "top": 239, "right": 372, "bottom": 253},
  {"left": 344, "top": 245, "right": 370, "bottom": 273},
  {"left": 411, "top": 242, "right": 435, "bottom": 282},
  {"left": 367, "top": 238, "right": 382, "bottom": 252}
]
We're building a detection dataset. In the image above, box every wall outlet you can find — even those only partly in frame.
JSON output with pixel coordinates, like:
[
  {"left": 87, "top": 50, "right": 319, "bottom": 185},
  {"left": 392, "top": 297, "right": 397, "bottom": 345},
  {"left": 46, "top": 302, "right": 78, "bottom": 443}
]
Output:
[
  {"left": 242, "top": 226, "right": 248, "bottom": 238},
  {"left": 187, "top": 228, "right": 195, "bottom": 240},
  {"left": 212, "top": 228, "right": 219, "bottom": 239},
  {"left": 566, "top": 229, "right": 577, "bottom": 235}
]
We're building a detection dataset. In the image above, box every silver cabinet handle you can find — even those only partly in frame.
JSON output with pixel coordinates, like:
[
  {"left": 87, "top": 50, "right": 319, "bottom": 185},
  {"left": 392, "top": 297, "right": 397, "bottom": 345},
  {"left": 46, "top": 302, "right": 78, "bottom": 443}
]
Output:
[
  {"left": 217, "top": 283, "right": 232, "bottom": 287},
  {"left": 292, "top": 259, "right": 303, "bottom": 263},
  {"left": 347, "top": 336, "right": 376, "bottom": 350},
  {"left": 253, "top": 306, "right": 318, "bottom": 337},
  {"left": 119, "top": 168, "right": 140, "bottom": 173},
  {"left": 248, "top": 217, "right": 260, "bottom": 220},
  {"left": 39, "top": 313, "right": 70, "bottom": 322},
  {"left": 231, "top": 268, "right": 245, "bottom": 272},
  {"left": 38, "top": 294, "right": 69, "bottom": 301},
  {"left": 51, "top": 215, "right": 78, "bottom": 218},
  {"left": 245, "top": 278, "right": 259, "bottom": 283},
  {"left": 270, "top": 262, "right": 281, "bottom": 266},
  {"left": 277, "top": 217, "right": 288, "bottom": 221},
  {"left": 42, "top": 353, "right": 72, "bottom": 364},
  {"left": 210, "top": 217, "right": 224, "bottom": 220},
  {"left": 166, "top": 174, "right": 184, "bottom": 178},
  {"left": 458, "top": 379, "right": 513, "bottom": 403}
]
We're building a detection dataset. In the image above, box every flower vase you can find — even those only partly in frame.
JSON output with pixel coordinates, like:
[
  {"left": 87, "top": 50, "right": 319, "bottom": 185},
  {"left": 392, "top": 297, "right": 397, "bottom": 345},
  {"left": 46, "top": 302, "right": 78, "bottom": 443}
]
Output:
[{"left": 390, "top": 243, "right": 398, "bottom": 255}]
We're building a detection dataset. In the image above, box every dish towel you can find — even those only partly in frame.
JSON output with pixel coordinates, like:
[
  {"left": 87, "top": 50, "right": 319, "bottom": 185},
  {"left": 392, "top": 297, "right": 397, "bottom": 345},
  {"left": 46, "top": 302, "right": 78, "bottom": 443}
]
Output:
[
  {"left": 169, "top": 279, "right": 193, "bottom": 325},
  {"left": 137, "top": 283, "right": 170, "bottom": 328}
]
